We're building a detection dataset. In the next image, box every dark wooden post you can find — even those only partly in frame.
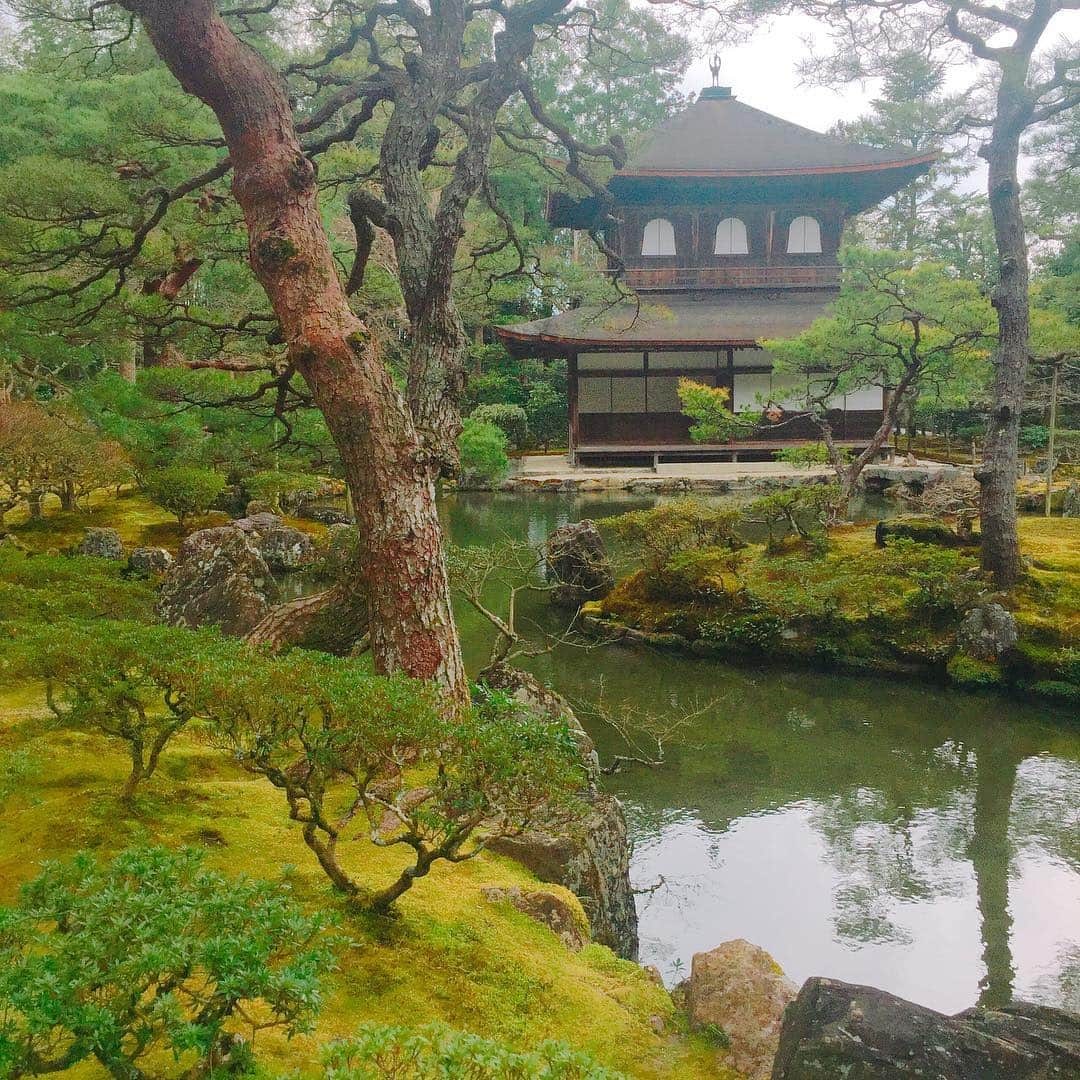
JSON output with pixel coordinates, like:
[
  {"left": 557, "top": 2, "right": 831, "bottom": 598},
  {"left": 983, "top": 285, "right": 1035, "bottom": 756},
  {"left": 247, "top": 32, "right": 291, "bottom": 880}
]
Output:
[{"left": 567, "top": 352, "right": 579, "bottom": 465}]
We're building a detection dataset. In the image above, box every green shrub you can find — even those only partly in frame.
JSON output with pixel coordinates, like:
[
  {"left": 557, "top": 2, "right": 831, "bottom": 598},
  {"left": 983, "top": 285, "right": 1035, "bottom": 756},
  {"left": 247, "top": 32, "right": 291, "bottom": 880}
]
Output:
[
  {"left": 946, "top": 654, "right": 1004, "bottom": 689},
  {"left": 458, "top": 419, "right": 510, "bottom": 487},
  {"left": 0, "top": 846, "right": 334, "bottom": 1080},
  {"left": 248, "top": 468, "right": 323, "bottom": 512},
  {"left": 1019, "top": 424, "right": 1050, "bottom": 451},
  {"left": 143, "top": 465, "right": 227, "bottom": 528},
  {"left": 1029, "top": 679, "right": 1080, "bottom": 705},
  {"left": 322, "top": 1022, "right": 625, "bottom": 1079},
  {"left": 0, "top": 548, "right": 154, "bottom": 624},
  {"left": 742, "top": 485, "right": 842, "bottom": 555},
  {"left": 650, "top": 547, "right": 749, "bottom": 605},
  {"left": 600, "top": 499, "right": 743, "bottom": 573},
  {"left": 699, "top": 612, "right": 785, "bottom": 650},
  {"left": 524, "top": 382, "right": 567, "bottom": 450},
  {"left": 677, "top": 379, "right": 757, "bottom": 443},
  {"left": 470, "top": 404, "right": 529, "bottom": 450},
  {"left": 879, "top": 538, "right": 984, "bottom": 618}
]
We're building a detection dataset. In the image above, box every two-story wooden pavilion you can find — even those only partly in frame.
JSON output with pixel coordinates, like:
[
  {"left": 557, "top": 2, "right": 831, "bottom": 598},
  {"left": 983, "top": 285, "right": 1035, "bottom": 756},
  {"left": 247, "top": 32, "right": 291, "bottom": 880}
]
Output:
[{"left": 495, "top": 84, "right": 934, "bottom": 465}]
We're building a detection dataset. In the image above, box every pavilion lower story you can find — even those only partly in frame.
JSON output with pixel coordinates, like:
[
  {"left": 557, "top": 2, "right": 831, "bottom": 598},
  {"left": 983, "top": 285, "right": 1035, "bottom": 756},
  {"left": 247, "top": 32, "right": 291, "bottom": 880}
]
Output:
[{"left": 568, "top": 347, "right": 883, "bottom": 466}]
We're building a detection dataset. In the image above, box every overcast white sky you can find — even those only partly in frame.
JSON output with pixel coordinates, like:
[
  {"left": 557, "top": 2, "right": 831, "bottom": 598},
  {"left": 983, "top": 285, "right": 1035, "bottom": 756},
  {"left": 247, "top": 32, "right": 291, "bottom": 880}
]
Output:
[{"left": 679, "top": 11, "right": 1080, "bottom": 134}]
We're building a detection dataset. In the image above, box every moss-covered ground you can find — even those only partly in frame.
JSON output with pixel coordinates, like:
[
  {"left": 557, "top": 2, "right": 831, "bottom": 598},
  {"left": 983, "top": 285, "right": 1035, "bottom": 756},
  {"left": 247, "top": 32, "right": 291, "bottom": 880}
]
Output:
[{"left": 0, "top": 499, "right": 728, "bottom": 1079}]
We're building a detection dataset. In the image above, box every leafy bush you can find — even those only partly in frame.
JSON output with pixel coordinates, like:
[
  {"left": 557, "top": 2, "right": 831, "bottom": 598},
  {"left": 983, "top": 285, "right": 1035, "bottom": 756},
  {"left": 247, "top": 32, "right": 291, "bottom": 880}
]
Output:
[
  {"left": 0, "top": 547, "right": 154, "bottom": 625},
  {"left": 0, "top": 846, "right": 334, "bottom": 1080},
  {"left": 142, "top": 465, "right": 227, "bottom": 528},
  {"left": 524, "top": 382, "right": 567, "bottom": 451},
  {"left": 599, "top": 499, "right": 743, "bottom": 573},
  {"left": 650, "top": 547, "right": 749, "bottom": 606},
  {"left": 322, "top": 1022, "right": 625, "bottom": 1079},
  {"left": 248, "top": 469, "right": 323, "bottom": 512},
  {"left": 458, "top": 419, "right": 510, "bottom": 487},
  {"left": 470, "top": 404, "right": 529, "bottom": 450},
  {"left": 946, "top": 654, "right": 1003, "bottom": 689},
  {"left": 699, "top": 612, "right": 785, "bottom": 650},
  {"left": 879, "top": 538, "right": 984, "bottom": 617},
  {"left": 1020, "top": 424, "right": 1050, "bottom": 451}
]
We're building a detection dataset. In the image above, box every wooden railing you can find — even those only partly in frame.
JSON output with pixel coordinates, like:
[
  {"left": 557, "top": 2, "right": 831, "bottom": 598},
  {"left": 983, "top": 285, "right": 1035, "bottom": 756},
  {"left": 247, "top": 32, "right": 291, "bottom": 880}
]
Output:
[{"left": 623, "top": 264, "right": 841, "bottom": 291}]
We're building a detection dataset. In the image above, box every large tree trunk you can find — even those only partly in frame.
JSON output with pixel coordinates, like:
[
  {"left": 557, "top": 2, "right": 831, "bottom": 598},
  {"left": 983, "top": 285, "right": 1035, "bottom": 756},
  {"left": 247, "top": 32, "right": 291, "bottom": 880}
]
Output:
[
  {"left": 123, "top": 0, "right": 467, "bottom": 705},
  {"left": 977, "top": 90, "right": 1030, "bottom": 587}
]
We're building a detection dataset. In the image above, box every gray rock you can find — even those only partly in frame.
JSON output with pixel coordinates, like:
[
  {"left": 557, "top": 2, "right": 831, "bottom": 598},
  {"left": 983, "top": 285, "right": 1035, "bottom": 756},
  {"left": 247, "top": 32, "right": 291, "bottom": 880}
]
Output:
[
  {"left": 1063, "top": 481, "right": 1080, "bottom": 518},
  {"left": 232, "top": 513, "right": 316, "bottom": 572},
  {"left": 544, "top": 520, "right": 615, "bottom": 609},
  {"left": 79, "top": 527, "right": 124, "bottom": 560},
  {"left": 480, "top": 663, "right": 638, "bottom": 960},
  {"left": 687, "top": 939, "right": 797, "bottom": 1080},
  {"left": 772, "top": 977, "right": 1080, "bottom": 1080},
  {"left": 126, "top": 547, "right": 173, "bottom": 577},
  {"left": 156, "top": 526, "right": 278, "bottom": 636},
  {"left": 957, "top": 603, "right": 1018, "bottom": 660},
  {"left": 299, "top": 504, "right": 352, "bottom": 526}
]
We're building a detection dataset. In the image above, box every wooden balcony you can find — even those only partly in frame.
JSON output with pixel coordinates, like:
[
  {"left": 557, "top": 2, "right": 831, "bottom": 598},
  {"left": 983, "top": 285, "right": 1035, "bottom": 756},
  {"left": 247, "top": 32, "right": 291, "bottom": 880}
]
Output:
[{"left": 623, "top": 264, "right": 841, "bottom": 291}]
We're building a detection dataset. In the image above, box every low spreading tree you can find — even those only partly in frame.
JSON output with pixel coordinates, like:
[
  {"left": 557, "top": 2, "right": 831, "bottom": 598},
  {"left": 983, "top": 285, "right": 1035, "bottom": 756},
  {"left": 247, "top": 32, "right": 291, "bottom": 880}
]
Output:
[
  {"left": 6, "top": 622, "right": 210, "bottom": 800},
  {"left": 764, "top": 250, "right": 994, "bottom": 504},
  {"left": 599, "top": 500, "right": 744, "bottom": 574},
  {"left": 0, "top": 845, "right": 335, "bottom": 1080}
]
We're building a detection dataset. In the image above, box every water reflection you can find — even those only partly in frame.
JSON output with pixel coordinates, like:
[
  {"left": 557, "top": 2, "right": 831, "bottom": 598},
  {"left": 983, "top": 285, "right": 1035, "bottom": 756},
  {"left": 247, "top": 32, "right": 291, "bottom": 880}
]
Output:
[{"left": 441, "top": 493, "right": 1080, "bottom": 1014}]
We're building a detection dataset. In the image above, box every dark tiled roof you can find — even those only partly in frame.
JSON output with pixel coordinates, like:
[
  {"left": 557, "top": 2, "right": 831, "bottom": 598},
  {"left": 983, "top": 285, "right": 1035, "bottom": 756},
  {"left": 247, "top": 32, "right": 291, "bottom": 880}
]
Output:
[
  {"left": 619, "top": 92, "right": 934, "bottom": 177},
  {"left": 495, "top": 291, "right": 834, "bottom": 351}
]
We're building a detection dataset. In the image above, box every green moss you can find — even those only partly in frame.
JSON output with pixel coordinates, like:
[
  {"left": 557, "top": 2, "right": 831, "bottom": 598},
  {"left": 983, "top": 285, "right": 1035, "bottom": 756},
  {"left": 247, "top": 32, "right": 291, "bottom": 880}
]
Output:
[
  {"left": 256, "top": 235, "right": 298, "bottom": 264},
  {"left": 946, "top": 654, "right": 1004, "bottom": 689}
]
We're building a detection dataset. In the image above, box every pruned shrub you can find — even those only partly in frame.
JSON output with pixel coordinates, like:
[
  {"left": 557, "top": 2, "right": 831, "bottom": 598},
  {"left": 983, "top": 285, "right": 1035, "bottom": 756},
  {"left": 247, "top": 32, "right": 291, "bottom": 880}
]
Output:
[
  {"left": 247, "top": 468, "right": 323, "bottom": 512},
  {"left": 143, "top": 465, "right": 227, "bottom": 529},
  {"left": 458, "top": 419, "right": 510, "bottom": 487},
  {"left": 879, "top": 538, "right": 985, "bottom": 618},
  {"left": 470, "top": 403, "right": 529, "bottom": 450},
  {"left": 322, "top": 1022, "right": 625, "bottom": 1079},
  {"left": 600, "top": 499, "right": 743, "bottom": 573},
  {"left": 0, "top": 846, "right": 334, "bottom": 1080},
  {"left": 742, "top": 485, "right": 841, "bottom": 555}
]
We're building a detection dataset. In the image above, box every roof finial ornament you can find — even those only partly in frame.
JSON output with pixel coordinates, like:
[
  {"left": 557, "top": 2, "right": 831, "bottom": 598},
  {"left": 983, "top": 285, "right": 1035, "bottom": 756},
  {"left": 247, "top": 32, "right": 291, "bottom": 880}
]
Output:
[{"left": 709, "top": 54, "right": 722, "bottom": 87}]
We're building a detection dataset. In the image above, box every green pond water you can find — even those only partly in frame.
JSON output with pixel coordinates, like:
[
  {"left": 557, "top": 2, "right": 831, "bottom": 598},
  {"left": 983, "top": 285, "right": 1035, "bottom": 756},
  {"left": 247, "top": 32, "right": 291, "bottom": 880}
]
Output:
[{"left": 440, "top": 492, "right": 1080, "bottom": 1016}]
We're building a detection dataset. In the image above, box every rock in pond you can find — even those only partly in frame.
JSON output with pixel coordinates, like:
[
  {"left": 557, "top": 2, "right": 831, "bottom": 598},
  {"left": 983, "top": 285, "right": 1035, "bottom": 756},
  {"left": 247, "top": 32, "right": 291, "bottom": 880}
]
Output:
[
  {"left": 79, "top": 527, "right": 124, "bottom": 560},
  {"left": 956, "top": 603, "right": 1018, "bottom": 661},
  {"left": 544, "top": 520, "right": 614, "bottom": 609},
  {"left": 126, "top": 546, "right": 173, "bottom": 577},
  {"left": 684, "top": 939, "right": 796, "bottom": 1080},
  {"left": 481, "top": 663, "right": 638, "bottom": 960},
  {"left": 156, "top": 526, "right": 278, "bottom": 636},
  {"left": 772, "top": 977, "right": 1080, "bottom": 1079}
]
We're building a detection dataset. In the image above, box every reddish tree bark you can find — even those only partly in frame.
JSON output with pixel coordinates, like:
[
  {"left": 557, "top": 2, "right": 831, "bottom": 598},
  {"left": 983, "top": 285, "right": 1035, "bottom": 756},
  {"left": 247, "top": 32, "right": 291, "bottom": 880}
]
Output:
[{"left": 121, "top": 0, "right": 467, "bottom": 704}]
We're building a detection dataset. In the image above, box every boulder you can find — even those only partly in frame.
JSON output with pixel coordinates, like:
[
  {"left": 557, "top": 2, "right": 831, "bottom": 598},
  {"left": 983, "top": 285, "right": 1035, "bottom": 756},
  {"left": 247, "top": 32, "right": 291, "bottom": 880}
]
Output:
[
  {"left": 156, "top": 526, "right": 278, "bottom": 636},
  {"left": 298, "top": 503, "right": 352, "bottom": 526},
  {"left": 481, "top": 885, "right": 588, "bottom": 951},
  {"left": 772, "top": 977, "right": 1080, "bottom": 1080},
  {"left": 79, "top": 527, "right": 124, "bottom": 560},
  {"left": 1063, "top": 481, "right": 1080, "bottom": 518},
  {"left": 875, "top": 516, "right": 968, "bottom": 548},
  {"left": 480, "top": 663, "right": 637, "bottom": 960},
  {"left": 126, "top": 546, "right": 173, "bottom": 577},
  {"left": 685, "top": 939, "right": 796, "bottom": 1080},
  {"left": 232, "top": 513, "right": 316, "bottom": 572},
  {"left": 957, "top": 603, "right": 1018, "bottom": 661},
  {"left": 244, "top": 499, "right": 274, "bottom": 517},
  {"left": 544, "top": 520, "right": 615, "bottom": 609}
]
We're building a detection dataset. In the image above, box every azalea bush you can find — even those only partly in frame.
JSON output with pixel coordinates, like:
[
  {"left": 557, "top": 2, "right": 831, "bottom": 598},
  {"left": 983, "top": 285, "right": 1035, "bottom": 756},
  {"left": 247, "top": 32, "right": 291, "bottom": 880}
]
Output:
[{"left": 0, "top": 846, "right": 334, "bottom": 1080}]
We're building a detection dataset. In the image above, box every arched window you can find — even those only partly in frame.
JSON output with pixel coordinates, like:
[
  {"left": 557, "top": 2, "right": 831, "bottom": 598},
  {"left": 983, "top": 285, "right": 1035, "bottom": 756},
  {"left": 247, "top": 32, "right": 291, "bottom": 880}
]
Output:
[
  {"left": 714, "top": 217, "right": 749, "bottom": 255},
  {"left": 641, "top": 218, "right": 676, "bottom": 257},
  {"left": 787, "top": 215, "right": 822, "bottom": 254}
]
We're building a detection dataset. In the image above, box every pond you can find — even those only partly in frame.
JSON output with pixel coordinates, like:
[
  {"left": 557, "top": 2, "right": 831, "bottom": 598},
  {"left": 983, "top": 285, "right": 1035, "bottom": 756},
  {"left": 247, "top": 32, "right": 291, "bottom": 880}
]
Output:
[{"left": 441, "top": 492, "right": 1080, "bottom": 1017}]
